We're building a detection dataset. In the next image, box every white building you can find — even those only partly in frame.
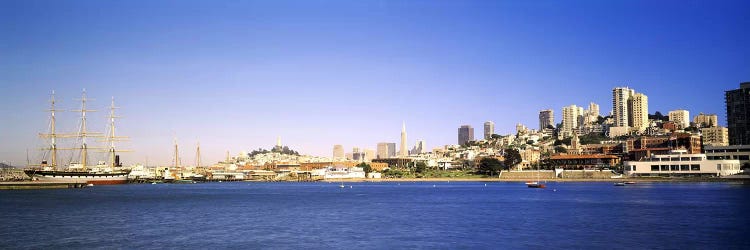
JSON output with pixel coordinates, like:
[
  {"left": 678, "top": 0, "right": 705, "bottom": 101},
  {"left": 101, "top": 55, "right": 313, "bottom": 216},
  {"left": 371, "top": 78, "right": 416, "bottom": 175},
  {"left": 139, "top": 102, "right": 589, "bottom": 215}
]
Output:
[
  {"left": 701, "top": 126, "right": 729, "bottom": 146},
  {"left": 624, "top": 150, "right": 741, "bottom": 177},
  {"left": 324, "top": 167, "right": 366, "bottom": 179},
  {"left": 669, "top": 110, "right": 691, "bottom": 129}
]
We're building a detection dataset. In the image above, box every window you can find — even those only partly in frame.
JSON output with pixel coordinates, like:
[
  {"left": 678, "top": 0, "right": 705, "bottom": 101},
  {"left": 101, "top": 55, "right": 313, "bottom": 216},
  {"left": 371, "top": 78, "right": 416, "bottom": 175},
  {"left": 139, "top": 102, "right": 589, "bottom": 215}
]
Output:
[
  {"left": 651, "top": 165, "right": 660, "bottom": 171},
  {"left": 717, "top": 164, "right": 722, "bottom": 170},
  {"left": 740, "top": 155, "right": 749, "bottom": 160},
  {"left": 691, "top": 165, "right": 700, "bottom": 171},
  {"left": 691, "top": 157, "right": 701, "bottom": 161},
  {"left": 633, "top": 166, "right": 637, "bottom": 171},
  {"left": 661, "top": 165, "right": 669, "bottom": 171},
  {"left": 680, "top": 165, "right": 689, "bottom": 171},
  {"left": 671, "top": 165, "right": 679, "bottom": 171}
]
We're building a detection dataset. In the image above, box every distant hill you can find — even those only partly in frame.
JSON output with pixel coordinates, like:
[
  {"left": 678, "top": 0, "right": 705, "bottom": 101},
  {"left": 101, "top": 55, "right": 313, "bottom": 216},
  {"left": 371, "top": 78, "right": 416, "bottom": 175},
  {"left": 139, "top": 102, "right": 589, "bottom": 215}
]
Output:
[{"left": 0, "top": 162, "right": 17, "bottom": 169}]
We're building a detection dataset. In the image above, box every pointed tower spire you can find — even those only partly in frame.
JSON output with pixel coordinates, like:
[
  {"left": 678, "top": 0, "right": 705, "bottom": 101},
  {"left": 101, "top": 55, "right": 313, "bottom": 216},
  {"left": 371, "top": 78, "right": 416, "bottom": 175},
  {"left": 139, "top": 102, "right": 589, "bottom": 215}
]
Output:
[{"left": 400, "top": 121, "right": 408, "bottom": 157}]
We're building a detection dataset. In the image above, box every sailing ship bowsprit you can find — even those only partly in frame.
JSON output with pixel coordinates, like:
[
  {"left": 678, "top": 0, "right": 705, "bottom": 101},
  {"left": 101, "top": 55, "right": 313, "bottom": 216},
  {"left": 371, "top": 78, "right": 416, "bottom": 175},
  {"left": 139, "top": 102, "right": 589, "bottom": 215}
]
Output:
[{"left": 24, "top": 90, "right": 131, "bottom": 185}]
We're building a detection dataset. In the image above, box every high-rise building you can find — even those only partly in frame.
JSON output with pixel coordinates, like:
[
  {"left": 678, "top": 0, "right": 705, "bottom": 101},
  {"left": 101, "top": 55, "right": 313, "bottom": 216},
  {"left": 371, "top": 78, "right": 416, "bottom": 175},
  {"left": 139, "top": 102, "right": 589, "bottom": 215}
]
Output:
[
  {"left": 400, "top": 122, "right": 408, "bottom": 156},
  {"left": 726, "top": 82, "right": 750, "bottom": 145},
  {"left": 694, "top": 113, "right": 718, "bottom": 128},
  {"left": 668, "top": 110, "right": 690, "bottom": 129},
  {"left": 562, "top": 104, "right": 580, "bottom": 132},
  {"left": 364, "top": 149, "right": 376, "bottom": 162},
  {"left": 333, "top": 145, "right": 344, "bottom": 159},
  {"left": 484, "top": 121, "right": 495, "bottom": 140},
  {"left": 376, "top": 143, "right": 388, "bottom": 159},
  {"left": 588, "top": 102, "right": 600, "bottom": 117},
  {"left": 612, "top": 87, "right": 635, "bottom": 127},
  {"left": 611, "top": 87, "right": 649, "bottom": 135},
  {"left": 387, "top": 143, "right": 396, "bottom": 157},
  {"left": 701, "top": 126, "right": 729, "bottom": 147},
  {"left": 539, "top": 109, "right": 554, "bottom": 130},
  {"left": 458, "top": 125, "right": 474, "bottom": 145},
  {"left": 411, "top": 140, "right": 426, "bottom": 155},
  {"left": 629, "top": 93, "right": 649, "bottom": 132}
]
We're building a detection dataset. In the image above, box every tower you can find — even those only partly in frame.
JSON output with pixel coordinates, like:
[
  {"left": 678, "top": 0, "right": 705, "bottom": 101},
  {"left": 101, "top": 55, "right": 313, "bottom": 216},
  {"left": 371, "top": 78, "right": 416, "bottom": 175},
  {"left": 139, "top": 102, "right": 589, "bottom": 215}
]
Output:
[
  {"left": 484, "top": 121, "right": 495, "bottom": 140},
  {"left": 400, "top": 121, "right": 408, "bottom": 157}
]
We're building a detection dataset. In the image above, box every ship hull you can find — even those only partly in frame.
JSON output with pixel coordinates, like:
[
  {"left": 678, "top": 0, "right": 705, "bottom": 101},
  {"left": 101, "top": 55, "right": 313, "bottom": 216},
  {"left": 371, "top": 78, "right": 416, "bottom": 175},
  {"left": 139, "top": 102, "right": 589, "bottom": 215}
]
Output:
[{"left": 24, "top": 170, "right": 130, "bottom": 185}]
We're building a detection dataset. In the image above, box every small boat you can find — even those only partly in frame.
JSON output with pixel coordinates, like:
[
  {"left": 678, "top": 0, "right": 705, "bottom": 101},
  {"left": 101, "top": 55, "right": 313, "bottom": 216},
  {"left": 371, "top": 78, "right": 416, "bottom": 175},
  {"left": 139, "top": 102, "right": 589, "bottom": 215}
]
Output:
[
  {"left": 86, "top": 183, "right": 94, "bottom": 187},
  {"left": 624, "top": 181, "right": 636, "bottom": 185},
  {"left": 526, "top": 182, "right": 546, "bottom": 188},
  {"left": 614, "top": 182, "right": 625, "bottom": 186}
]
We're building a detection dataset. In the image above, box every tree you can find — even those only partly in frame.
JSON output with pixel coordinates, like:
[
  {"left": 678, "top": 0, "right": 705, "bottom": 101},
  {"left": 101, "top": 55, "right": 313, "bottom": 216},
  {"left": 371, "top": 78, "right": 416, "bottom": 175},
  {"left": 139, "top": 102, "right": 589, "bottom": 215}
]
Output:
[
  {"left": 554, "top": 146, "right": 568, "bottom": 153},
  {"left": 357, "top": 162, "right": 372, "bottom": 177},
  {"left": 503, "top": 149, "right": 522, "bottom": 171},
  {"left": 415, "top": 162, "right": 427, "bottom": 174},
  {"left": 478, "top": 157, "right": 503, "bottom": 175},
  {"left": 491, "top": 134, "right": 502, "bottom": 139}
]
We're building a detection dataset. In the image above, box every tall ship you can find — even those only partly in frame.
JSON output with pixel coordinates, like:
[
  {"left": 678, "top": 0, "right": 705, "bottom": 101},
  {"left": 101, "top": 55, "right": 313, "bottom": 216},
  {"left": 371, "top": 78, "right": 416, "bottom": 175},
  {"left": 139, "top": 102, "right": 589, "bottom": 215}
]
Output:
[{"left": 24, "top": 90, "right": 131, "bottom": 185}]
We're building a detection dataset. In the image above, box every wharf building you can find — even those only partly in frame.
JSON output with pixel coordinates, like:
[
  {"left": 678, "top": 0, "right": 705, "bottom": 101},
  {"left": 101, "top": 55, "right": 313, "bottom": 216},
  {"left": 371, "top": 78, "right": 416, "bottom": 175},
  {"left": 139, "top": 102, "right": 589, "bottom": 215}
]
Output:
[
  {"left": 458, "top": 125, "right": 474, "bottom": 145},
  {"left": 624, "top": 149, "right": 741, "bottom": 177},
  {"left": 726, "top": 82, "right": 750, "bottom": 145}
]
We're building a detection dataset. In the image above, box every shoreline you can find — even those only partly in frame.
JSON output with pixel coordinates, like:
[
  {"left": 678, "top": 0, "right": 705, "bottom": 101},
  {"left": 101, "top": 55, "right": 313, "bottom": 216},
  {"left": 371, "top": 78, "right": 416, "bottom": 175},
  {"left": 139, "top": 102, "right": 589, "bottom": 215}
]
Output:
[{"left": 324, "top": 177, "right": 750, "bottom": 183}]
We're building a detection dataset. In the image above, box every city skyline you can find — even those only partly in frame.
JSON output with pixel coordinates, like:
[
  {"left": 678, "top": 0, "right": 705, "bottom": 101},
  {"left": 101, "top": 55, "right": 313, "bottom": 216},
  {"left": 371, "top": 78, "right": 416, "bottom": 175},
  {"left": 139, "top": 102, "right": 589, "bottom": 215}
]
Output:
[{"left": 2, "top": 1, "right": 749, "bottom": 165}]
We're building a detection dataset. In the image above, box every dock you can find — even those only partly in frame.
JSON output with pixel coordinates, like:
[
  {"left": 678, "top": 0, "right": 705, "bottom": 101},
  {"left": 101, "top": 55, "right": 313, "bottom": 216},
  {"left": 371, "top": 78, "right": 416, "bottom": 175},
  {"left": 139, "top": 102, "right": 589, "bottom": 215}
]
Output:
[{"left": 0, "top": 182, "right": 88, "bottom": 190}]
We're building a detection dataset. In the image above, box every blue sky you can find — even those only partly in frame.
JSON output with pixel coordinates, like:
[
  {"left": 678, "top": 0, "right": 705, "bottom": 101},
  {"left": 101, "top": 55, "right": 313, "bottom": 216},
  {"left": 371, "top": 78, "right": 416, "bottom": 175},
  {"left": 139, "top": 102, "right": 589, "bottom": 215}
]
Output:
[{"left": 1, "top": 0, "right": 749, "bottom": 166}]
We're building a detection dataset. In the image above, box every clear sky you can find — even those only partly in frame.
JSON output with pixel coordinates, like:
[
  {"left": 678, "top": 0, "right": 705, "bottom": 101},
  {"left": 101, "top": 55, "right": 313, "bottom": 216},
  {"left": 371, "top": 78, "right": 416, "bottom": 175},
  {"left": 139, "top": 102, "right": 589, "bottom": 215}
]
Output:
[{"left": 1, "top": 0, "right": 749, "bottom": 166}]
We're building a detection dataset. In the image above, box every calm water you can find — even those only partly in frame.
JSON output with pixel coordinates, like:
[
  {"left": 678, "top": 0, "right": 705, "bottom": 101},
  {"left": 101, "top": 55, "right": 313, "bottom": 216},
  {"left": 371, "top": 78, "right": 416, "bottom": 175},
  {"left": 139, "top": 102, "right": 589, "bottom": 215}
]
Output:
[{"left": 1, "top": 181, "right": 748, "bottom": 249}]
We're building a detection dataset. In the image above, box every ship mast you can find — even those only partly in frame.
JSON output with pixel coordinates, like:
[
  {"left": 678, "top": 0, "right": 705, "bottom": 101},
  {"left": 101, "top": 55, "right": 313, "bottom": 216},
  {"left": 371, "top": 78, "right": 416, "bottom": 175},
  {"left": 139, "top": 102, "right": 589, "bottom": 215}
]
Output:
[
  {"left": 105, "top": 97, "right": 129, "bottom": 170},
  {"left": 39, "top": 91, "right": 60, "bottom": 170},
  {"left": 73, "top": 89, "right": 101, "bottom": 171}
]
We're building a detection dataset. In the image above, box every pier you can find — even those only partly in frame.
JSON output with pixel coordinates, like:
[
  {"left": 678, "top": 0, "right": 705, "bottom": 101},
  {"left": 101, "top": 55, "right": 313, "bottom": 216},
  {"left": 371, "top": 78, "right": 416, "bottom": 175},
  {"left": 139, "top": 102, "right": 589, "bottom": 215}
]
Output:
[{"left": 0, "top": 182, "right": 88, "bottom": 190}]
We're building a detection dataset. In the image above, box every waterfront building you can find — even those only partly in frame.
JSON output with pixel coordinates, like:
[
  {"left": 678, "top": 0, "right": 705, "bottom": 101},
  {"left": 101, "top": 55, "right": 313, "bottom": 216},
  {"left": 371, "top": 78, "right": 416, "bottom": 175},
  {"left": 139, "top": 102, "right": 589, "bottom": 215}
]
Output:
[
  {"left": 623, "top": 150, "right": 741, "bottom": 177},
  {"left": 704, "top": 145, "right": 750, "bottom": 168},
  {"left": 539, "top": 109, "right": 554, "bottom": 130},
  {"left": 458, "top": 125, "right": 474, "bottom": 145},
  {"left": 549, "top": 154, "right": 620, "bottom": 170},
  {"left": 726, "top": 82, "right": 750, "bottom": 145},
  {"left": 694, "top": 113, "right": 718, "bottom": 128},
  {"left": 669, "top": 109, "right": 690, "bottom": 129},
  {"left": 484, "top": 121, "right": 495, "bottom": 140},
  {"left": 701, "top": 126, "right": 729, "bottom": 147},
  {"left": 400, "top": 122, "right": 408, "bottom": 156},
  {"left": 333, "top": 145, "right": 344, "bottom": 159}
]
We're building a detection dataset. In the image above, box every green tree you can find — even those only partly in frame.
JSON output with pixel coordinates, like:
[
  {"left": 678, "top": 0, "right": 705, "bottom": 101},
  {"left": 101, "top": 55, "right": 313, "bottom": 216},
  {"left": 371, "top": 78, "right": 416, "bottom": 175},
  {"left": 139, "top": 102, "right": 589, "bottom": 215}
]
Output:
[
  {"left": 503, "top": 149, "right": 522, "bottom": 171},
  {"left": 478, "top": 157, "right": 503, "bottom": 175},
  {"left": 554, "top": 146, "right": 568, "bottom": 153},
  {"left": 357, "top": 162, "right": 372, "bottom": 177},
  {"left": 415, "top": 162, "right": 427, "bottom": 173}
]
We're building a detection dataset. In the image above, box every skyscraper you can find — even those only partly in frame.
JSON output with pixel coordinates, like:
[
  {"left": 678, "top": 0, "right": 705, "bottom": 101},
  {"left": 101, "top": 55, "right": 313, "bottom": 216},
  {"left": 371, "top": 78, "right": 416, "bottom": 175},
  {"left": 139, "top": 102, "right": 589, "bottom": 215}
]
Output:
[
  {"left": 587, "top": 102, "right": 600, "bottom": 117},
  {"left": 400, "top": 122, "right": 408, "bottom": 157},
  {"left": 376, "top": 143, "right": 388, "bottom": 159},
  {"left": 458, "top": 125, "right": 474, "bottom": 145},
  {"left": 726, "top": 82, "right": 750, "bottom": 145},
  {"left": 629, "top": 93, "right": 649, "bottom": 132},
  {"left": 539, "top": 109, "right": 554, "bottom": 130},
  {"left": 612, "top": 87, "right": 635, "bottom": 127},
  {"left": 611, "top": 87, "right": 648, "bottom": 133},
  {"left": 484, "top": 121, "right": 495, "bottom": 140},
  {"left": 562, "top": 104, "right": 580, "bottom": 133},
  {"left": 411, "top": 140, "right": 425, "bottom": 155},
  {"left": 387, "top": 143, "right": 396, "bottom": 157},
  {"left": 333, "top": 144, "right": 344, "bottom": 159}
]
